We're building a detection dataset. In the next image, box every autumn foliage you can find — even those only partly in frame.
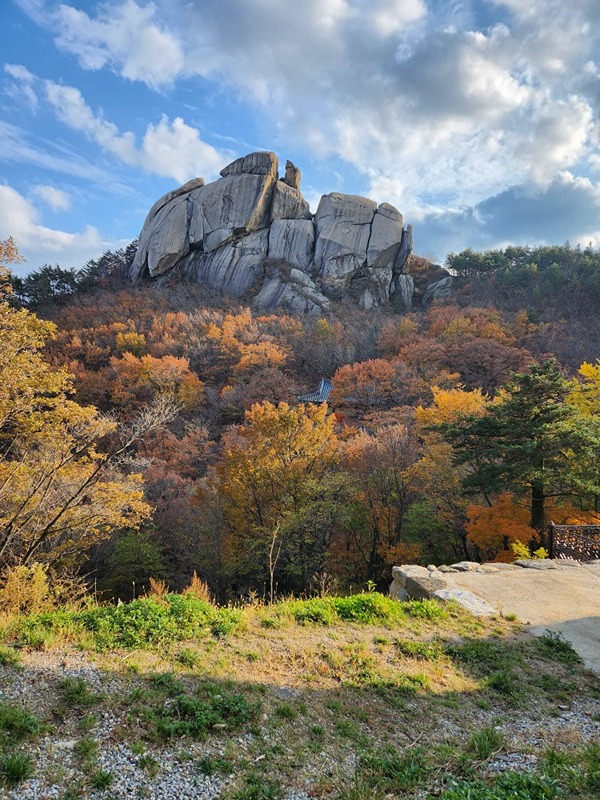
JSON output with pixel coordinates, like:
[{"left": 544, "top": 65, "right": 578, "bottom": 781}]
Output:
[{"left": 5, "top": 235, "right": 600, "bottom": 599}]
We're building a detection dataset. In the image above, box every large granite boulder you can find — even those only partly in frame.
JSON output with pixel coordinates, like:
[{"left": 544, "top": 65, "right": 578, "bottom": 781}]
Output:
[
  {"left": 314, "top": 193, "right": 377, "bottom": 290},
  {"left": 130, "top": 151, "right": 416, "bottom": 312}
]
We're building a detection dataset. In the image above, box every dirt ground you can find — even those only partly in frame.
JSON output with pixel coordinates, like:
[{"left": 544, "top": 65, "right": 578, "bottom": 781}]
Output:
[{"left": 442, "top": 561, "right": 600, "bottom": 676}]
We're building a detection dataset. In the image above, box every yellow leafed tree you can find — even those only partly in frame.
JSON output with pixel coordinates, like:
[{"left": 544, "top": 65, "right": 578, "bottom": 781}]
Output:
[{"left": 0, "top": 298, "right": 163, "bottom": 573}]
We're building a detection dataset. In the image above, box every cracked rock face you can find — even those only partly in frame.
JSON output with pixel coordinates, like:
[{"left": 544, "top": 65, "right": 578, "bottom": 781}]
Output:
[{"left": 130, "top": 151, "right": 421, "bottom": 313}]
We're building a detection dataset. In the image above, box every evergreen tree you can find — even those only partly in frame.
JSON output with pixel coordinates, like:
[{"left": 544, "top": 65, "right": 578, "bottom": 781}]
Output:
[{"left": 439, "top": 360, "right": 600, "bottom": 530}]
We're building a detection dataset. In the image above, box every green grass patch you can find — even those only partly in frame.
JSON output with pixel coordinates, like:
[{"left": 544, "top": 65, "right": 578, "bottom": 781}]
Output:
[
  {"left": 0, "top": 702, "right": 43, "bottom": 743},
  {"left": 361, "top": 746, "right": 429, "bottom": 793},
  {"left": 59, "top": 677, "right": 104, "bottom": 709},
  {"left": 0, "top": 750, "right": 34, "bottom": 787},
  {"left": 435, "top": 771, "right": 558, "bottom": 799},
  {"left": 395, "top": 638, "right": 443, "bottom": 661},
  {"left": 132, "top": 674, "right": 259, "bottom": 742},
  {"left": 535, "top": 630, "right": 582, "bottom": 664},
  {"left": 0, "top": 645, "right": 20, "bottom": 667}
]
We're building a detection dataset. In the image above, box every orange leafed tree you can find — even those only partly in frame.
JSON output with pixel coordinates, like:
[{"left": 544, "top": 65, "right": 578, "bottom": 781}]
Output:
[
  {"left": 330, "top": 359, "right": 403, "bottom": 409},
  {"left": 109, "top": 353, "right": 204, "bottom": 411},
  {"left": 465, "top": 493, "right": 537, "bottom": 562}
]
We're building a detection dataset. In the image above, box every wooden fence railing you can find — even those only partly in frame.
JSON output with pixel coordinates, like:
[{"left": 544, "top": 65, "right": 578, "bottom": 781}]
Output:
[{"left": 547, "top": 522, "right": 600, "bottom": 561}]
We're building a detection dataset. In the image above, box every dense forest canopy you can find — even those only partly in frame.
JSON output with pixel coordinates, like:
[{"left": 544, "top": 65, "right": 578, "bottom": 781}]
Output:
[{"left": 3, "top": 238, "right": 600, "bottom": 601}]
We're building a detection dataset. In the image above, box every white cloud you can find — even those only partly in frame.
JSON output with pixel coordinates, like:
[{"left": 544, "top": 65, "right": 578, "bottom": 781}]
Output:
[
  {"left": 0, "top": 120, "right": 122, "bottom": 185},
  {"left": 3, "top": 62, "right": 38, "bottom": 111},
  {"left": 53, "top": 0, "right": 185, "bottom": 89},
  {"left": 0, "top": 184, "right": 104, "bottom": 271},
  {"left": 30, "top": 184, "right": 71, "bottom": 211},
  {"left": 44, "top": 80, "right": 229, "bottom": 182},
  {"left": 13, "top": 0, "right": 600, "bottom": 256}
]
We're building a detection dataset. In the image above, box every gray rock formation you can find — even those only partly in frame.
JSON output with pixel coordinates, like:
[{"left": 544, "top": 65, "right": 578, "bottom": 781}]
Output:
[{"left": 130, "top": 151, "right": 424, "bottom": 312}]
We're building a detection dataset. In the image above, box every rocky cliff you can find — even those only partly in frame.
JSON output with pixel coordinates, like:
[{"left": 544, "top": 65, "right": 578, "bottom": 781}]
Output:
[{"left": 130, "top": 151, "right": 449, "bottom": 313}]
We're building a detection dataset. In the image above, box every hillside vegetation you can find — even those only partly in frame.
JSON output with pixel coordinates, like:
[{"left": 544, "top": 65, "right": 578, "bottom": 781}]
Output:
[
  {"left": 1, "top": 588, "right": 599, "bottom": 799},
  {"left": 4, "top": 238, "right": 600, "bottom": 599}
]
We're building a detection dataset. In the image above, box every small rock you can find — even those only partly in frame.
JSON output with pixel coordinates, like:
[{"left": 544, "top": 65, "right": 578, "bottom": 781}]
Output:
[{"left": 450, "top": 561, "right": 480, "bottom": 572}]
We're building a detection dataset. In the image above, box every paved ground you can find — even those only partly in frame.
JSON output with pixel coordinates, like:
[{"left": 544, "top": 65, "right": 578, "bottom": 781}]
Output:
[{"left": 443, "top": 561, "right": 600, "bottom": 676}]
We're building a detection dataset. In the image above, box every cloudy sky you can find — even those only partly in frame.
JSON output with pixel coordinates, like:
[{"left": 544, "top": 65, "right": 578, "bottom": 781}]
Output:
[{"left": 2, "top": 0, "right": 600, "bottom": 275}]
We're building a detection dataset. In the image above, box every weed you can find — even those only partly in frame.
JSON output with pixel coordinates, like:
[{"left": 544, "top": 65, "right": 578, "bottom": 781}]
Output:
[
  {"left": 230, "top": 770, "right": 282, "bottom": 800},
  {"left": 333, "top": 594, "right": 400, "bottom": 623},
  {"left": 466, "top": 726, "right": 504, "bottom": 761},
  {"left": 445, "top": 639, "right": 521, "bottom": 675},
  {"left": 59, "top": 676, "right": 104, "bottom": 708},
  {"left": 89, "top": 768, "right": 113, "bottom": 789},
  {"left": 176, "top": 648, "right": 201, "bottom": 668},
  {"left": 395, "top": 638, "right": 443, "bottom": 661},
  {"left": 0, "top": 750, "right": 34, "bottom": 786},
  {"left": 142, "top": 678, "right": 258, "bottom": 742},
  {"left": 77, "top": 712, "right": 98, "bottom": 733},
  {"left": 60, "top": 785, "right": 84, "bottom": 800},
  {"left": 274, "top": 702, "right": 297, "bottom": 720},
  {"left": 436, "top": 771, "right": 558, "bottom": 799},
  {"left": 536, "top": 630, "right": 582, "bottom": 664},
  {"left": 197, "top": 755, "right": 232, "bottom": 776},
  {"left": 361, "top": 746, "right": 428, "bottom": 793},
  {"left": 0, "top": 645, "right": 20, "bottom": 667},
  {"left": 0, "top": 702, "right": 42, "bottom": 742},
  {"left": 403, "top": 599, "right": 447, "bottom": 620},
  {"left": 74, "top": 735, "right": 98, "bottom": 764},
  {"left": 485, "top": 670, "right": 523, "bottom": 702},
  {"left": 138, "top": 753, "right": 160, "bottom": 777}
]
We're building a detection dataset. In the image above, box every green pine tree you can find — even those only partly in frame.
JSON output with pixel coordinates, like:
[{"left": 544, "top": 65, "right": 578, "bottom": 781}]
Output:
[{"left": 439, "top": 360, "right": 600, "bottom": 530}]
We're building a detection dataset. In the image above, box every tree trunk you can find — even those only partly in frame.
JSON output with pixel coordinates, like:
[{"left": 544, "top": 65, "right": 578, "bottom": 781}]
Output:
[{"left": 531, "top": 481, "right": 545, "bottom": 531}]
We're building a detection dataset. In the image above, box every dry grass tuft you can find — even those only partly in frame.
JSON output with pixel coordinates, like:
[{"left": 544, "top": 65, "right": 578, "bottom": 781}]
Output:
[{"left": 184, "top": 571, "right": 212, "bottom": 603}]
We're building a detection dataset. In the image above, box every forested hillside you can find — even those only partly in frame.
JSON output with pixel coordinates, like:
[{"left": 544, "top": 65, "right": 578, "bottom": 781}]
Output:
[{"left": 4, "top": 237, "right": 600, "bottom": 601}]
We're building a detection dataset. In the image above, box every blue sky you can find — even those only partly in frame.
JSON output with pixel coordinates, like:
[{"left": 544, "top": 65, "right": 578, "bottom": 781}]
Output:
[{"left": 2, "top": 0, "right": 600, "bottom": 276}]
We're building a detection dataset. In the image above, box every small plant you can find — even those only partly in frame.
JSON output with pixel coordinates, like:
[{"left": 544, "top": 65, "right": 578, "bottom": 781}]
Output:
[
  {"left": 0, "top": 702, "right": 42, "bottom": 742},
  {"left": 467, "top": 726, "right": 504, "bottom": 761},
  {"left": 197, "top": 755, "right": 232, "bottom": 776},
  {"left": 176, "top": 648, "right": 201, "bottom": 668},
  {"left": 147, "top": 577, "right": 169, "bottom": 602},
  {"left": 89, "top": 768, "right": 113, "bottom": 790},
  {"left": 230, "top": 769, "right": 282, "bottom": 800},
  {"left": 403, "top": 599, "right": 446, "bottom": 620},
  {"left": 0, "top": 645, "right": 20, "bottom": 667},
  {"left": 138, "top": 753, "right": 160, "bottom": 777},
  {"left": 536, "top": 630, "right": 581, "bottom": 664},
  {"left": 511, "top": 540, "right": 549, "bottom": 560},
  {"left": 184, "top": 571, "right": 213, "bottom": 603},
  {"left": 361, "top": 746, "right": 429, "bottom": 793},
  {"left": 59, "top": 676, "right": 104, "bottom": 708},
  {"left": 436, "top": 771, "right": 558, "bottom": 799},
  {"left": 274, "top": 702, "right": 297, "bottom": 720},
  {"left": 74, "top": 735, "right": 98, "bottom": 764},
  {"left": 395, "top": 638, "right": 442, "bottom": 661},
  {"left": 485, "top": 670, "right": 522, "bottom": 702},
  {"left": 0, "top": 750, "right": 34, "bottom": 786}
]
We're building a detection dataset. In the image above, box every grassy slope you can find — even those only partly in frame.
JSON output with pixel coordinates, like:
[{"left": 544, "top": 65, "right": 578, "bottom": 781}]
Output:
[{"left": 0, "top": 593, "right": 598, "bottom": 799}]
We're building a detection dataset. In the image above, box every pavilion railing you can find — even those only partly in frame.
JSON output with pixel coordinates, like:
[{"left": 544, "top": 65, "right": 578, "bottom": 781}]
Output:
[{"left": 547, "top": 522, "right": 600, "bottom": 561}]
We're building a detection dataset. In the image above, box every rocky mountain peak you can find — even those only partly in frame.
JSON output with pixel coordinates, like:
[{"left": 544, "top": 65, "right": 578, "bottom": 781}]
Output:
[{"left": 130, "top": 151, "right": 449, "bottom": 313}]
